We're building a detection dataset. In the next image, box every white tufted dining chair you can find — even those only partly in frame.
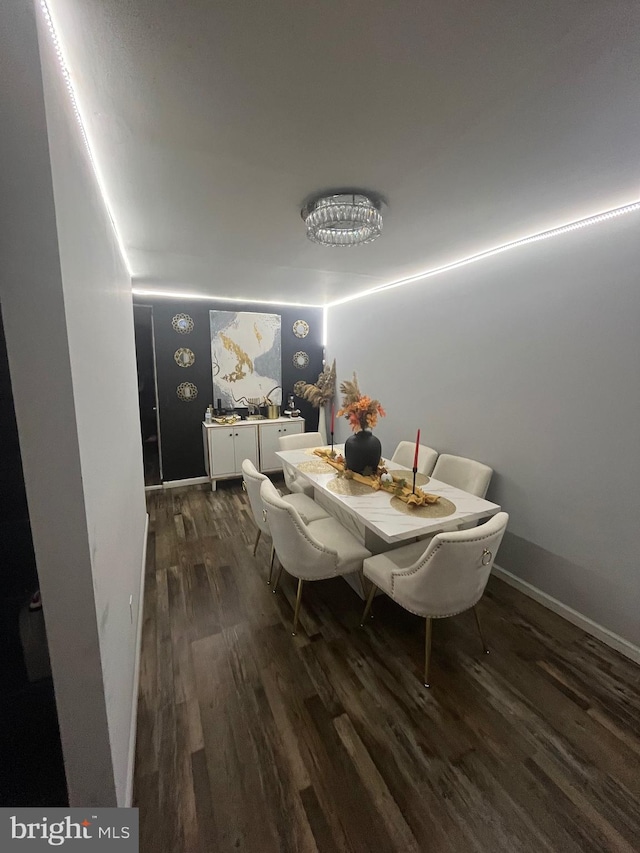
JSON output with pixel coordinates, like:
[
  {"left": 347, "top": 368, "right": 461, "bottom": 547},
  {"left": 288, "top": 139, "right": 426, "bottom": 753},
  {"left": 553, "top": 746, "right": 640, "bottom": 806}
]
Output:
[
  {"left": 360, "top": 512, "right": 509, "bottom": 687},
  {"left": 260, "top": 478, "right": 372, "bottom": 635},
  {"left": 241, "top": 459, "right": 329, "bottom": 583},
  {"left": 390, "top": 441, "right": 438, "bottom": 476},
  {"left": 431, "top": 453, "right": 493, "bottom": 498},
  {"left": 278, "top": 431, "right": 324, "bottom": 497}
]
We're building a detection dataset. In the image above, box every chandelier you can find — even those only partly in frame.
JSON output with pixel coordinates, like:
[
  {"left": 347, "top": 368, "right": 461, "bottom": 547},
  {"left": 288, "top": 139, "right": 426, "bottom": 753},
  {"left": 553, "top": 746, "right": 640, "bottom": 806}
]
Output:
[{"left": 302, "top": 192, "right": 383, "bottom": 247}]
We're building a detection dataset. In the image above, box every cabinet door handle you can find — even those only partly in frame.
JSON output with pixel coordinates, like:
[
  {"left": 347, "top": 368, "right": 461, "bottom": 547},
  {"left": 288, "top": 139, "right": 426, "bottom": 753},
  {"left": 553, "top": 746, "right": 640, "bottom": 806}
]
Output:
[
  {"left": 235, "top": 433, "right": 239, "bottom": 437},
  {"left": 229, "top": 433, "right": 233, "bottom": 437}
]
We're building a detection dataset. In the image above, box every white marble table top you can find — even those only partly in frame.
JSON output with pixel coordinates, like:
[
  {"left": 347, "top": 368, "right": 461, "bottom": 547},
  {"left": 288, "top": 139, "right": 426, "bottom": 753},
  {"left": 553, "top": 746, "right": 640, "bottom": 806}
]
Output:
[{"left": 276, "top": 447, "right": 501, "bottom": 545}]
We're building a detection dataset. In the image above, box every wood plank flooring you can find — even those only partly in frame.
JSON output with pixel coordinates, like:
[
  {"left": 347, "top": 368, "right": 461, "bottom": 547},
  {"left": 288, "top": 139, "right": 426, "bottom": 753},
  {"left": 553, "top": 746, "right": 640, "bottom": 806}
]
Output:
[{"left": 134, "top": 481, "right": 640, "bottom": 852}]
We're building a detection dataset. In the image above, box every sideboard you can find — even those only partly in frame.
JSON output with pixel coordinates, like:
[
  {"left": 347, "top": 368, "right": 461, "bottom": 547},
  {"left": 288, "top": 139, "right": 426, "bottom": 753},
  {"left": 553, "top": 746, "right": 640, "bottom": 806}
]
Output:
[{"left": 202, "top": 417, "right": 304, "bottom": 490}]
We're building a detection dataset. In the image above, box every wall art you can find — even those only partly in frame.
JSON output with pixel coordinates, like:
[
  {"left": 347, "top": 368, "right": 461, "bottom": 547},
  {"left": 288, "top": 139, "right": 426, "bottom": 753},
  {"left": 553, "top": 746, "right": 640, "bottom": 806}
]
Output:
[
  {"left": 174, "top": 347, "right": 195, "bottom": 368},
  {"left": 293, "top": 351, "right": 309, "bottom": 369},
  {"left": 292, "top": 319, "right": 309, "bottom": 338},
  {"left": 210, "top": 310, "right": 282, "bottom": 408},
  {"left": 172, "top": 313, "right": 194, "bottom": 334},
  {"left": 176, "top": 382, "right": 198, "bottom": 401}
]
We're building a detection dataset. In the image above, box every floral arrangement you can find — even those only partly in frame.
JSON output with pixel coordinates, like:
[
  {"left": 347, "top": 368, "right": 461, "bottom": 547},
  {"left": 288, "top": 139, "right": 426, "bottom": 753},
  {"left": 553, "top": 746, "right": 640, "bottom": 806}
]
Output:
[
  {"left": 337, "top": 373, "right": 386, "bottom": 433},
  {"left": 294, "top": 359, "right": 336, "bottom": 407}
]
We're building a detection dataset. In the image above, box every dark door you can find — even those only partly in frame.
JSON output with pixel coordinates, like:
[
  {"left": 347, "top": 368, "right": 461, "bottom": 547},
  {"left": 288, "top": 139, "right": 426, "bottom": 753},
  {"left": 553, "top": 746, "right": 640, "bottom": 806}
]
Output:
[{"left": 133, "top": 305, "right": 162, "bottom": 485}]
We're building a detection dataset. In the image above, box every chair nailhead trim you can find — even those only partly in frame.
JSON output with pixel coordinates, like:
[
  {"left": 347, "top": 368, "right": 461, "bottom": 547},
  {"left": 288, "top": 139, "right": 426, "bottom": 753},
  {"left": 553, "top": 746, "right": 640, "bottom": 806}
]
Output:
[
  {"left": 390, "top": 527, "right": 500, "bottom": 602},
  {"left": 263, "top": 497, "right": 339, "bottom": 568}
]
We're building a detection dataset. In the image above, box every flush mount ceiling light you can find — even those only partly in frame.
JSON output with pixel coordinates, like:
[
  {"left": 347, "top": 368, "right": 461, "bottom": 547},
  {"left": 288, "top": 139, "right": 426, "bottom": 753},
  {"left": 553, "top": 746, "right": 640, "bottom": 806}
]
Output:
[{"left": 302, "top": 192, "right": 383, "bottom": 247}]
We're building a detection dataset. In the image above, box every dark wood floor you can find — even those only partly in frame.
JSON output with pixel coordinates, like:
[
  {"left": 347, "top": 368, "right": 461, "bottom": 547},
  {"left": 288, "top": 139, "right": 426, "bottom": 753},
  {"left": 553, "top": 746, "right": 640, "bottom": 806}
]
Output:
[{"left": 134, "top": 481, "right": 640, "bottom": 853}]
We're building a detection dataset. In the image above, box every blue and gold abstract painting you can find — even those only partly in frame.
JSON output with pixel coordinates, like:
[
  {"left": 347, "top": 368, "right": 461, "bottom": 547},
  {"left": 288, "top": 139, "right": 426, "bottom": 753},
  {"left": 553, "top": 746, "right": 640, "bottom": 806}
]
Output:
[{"left": 210, "top": 311, "right": 282, "bottom": 407}]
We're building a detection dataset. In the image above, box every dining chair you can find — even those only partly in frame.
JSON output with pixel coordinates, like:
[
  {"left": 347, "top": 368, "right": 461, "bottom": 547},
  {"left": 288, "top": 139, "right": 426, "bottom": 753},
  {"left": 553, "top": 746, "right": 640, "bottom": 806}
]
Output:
[
  {"left": 241, "top": 459, "right": 329, "bottom": 583},
  {"left": 390, "top": 441, "right": 438, "bottom": 476},
  {"left": 278, "top": 430, "right": 324, "bottom": 497},
  {"left": 360, "top": 512, "right": 509, "bottom": 687},
  {"left": 260, "top": 478, "right": 372, "bottom": 635},
  {"left": 431, "top": 453, "right": 493, "bottom": 498}
]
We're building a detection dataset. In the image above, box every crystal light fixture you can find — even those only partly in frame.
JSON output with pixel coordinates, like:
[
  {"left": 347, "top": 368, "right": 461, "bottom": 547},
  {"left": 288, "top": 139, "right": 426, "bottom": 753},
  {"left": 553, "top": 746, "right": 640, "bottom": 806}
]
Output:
[{"left": 302, "top": 192, "right": 383, "bottom": 247}]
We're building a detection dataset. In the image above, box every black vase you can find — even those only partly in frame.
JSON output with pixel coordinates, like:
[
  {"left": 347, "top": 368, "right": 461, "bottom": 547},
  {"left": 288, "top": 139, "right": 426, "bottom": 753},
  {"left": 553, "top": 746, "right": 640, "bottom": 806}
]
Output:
[{"left": 344, "top": 430, "right": 382, "bottom": 475}]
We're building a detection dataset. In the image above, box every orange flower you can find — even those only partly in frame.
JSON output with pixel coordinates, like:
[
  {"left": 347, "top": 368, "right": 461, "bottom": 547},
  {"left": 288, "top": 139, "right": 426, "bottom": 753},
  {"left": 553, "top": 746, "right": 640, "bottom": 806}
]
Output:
[{"left": 337, "top": 382, "right": 386, "bottom": 433}]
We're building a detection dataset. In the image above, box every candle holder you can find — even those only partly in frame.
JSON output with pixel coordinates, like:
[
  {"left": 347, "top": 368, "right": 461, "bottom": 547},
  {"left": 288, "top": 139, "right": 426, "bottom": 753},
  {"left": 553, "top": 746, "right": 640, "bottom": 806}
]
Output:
[
  {"left": 330, "top": 430, "right": 334, "bottom": 453},
  {"left": 412, "top": 428, "right": 421, "bottom": 493}
]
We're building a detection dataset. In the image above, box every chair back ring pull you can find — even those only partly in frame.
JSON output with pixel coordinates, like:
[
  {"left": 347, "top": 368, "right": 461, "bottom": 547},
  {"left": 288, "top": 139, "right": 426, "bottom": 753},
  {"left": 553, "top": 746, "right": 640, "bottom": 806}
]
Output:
[{"left": 481, "top": 548, "right": 492, "bottom": 566}]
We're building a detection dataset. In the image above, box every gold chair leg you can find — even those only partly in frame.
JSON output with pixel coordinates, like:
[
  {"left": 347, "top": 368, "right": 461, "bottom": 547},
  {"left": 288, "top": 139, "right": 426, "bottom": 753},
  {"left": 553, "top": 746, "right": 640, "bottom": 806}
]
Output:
[
  {"left": 358, "top": 568, "right": 366, "bottom": 597},
  {"left": 424, "top": 617, "right": 433, "bottom": 687},
  {"left": 360, "top": 582, "right": 377, "bottom": 626},
  {"left": 473, "top": 605, "right": 489, "bottom": 654},
  {"left": 267, "top": 546, "right": 275, "bottom": 585},
  {"left": 272, "top": 563, "right": 284, "bottom": 593},
  {"left": 292, "top": 579, "right": 304, "bottom": 636},
  {"left": 252, "top": 528, "right": 261, "bottom": 556}
]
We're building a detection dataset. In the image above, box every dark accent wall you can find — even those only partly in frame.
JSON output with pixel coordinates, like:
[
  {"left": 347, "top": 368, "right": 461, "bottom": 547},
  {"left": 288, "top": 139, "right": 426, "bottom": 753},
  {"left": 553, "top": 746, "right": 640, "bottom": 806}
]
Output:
[{"left": 133, "top": 298, "right": 324, "bottom": 482}]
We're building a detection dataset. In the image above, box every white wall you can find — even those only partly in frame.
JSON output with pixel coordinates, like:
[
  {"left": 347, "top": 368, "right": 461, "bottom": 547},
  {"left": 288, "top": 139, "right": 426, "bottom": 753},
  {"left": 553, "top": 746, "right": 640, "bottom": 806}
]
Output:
[
  {"left": 328, "top": 213, "right": 640, "bottom": 649},
  {"left": 35, "top": 4, "right": 148, "bottom": 805},
  {"left": 0, "top": 0, "right": 146, "bottom": 806}
]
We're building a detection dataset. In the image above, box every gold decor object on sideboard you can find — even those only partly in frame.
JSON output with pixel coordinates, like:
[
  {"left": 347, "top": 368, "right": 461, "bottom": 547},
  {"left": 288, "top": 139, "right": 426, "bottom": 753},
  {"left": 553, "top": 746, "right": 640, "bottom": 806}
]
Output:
[{"left": 212, "top": 414, "right": 240, "bottom": 425}]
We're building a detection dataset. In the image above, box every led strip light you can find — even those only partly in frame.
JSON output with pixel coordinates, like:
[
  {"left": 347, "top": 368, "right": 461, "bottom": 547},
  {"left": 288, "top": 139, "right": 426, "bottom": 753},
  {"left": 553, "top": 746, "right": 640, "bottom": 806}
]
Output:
[
  {"left": 39, "top": 0, "right": 132, "bottom": 276},
  {"left": 327, "top": 201, "right": 640, "bottom": 307},
  {"left": 130, "top": 288, "right": 323, "bottom": 308},
  {"left": 40, "top": 2, "right": 639, "bottom": 309}
]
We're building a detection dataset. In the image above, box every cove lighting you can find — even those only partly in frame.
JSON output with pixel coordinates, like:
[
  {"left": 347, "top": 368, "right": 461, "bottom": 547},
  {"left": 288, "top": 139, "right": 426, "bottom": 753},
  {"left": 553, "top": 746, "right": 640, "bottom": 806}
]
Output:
[
  {"left": 35, "top": 0, "right": 640, "bottom": 310},
  {"left": 131, "top": 288, "right": 323, "bottom": 308},
  {"left": 39, "top": 0, "right": 132, "bottom": 276},
  {"left": 328, "top": 200, "right": 640, "bottom": 307}
]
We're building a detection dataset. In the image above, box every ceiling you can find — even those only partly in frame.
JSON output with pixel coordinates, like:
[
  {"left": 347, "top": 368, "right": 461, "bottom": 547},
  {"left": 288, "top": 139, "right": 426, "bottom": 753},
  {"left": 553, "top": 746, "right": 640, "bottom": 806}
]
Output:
[{"left": 50, "top": 0, "right": 640, "bottom": 305}]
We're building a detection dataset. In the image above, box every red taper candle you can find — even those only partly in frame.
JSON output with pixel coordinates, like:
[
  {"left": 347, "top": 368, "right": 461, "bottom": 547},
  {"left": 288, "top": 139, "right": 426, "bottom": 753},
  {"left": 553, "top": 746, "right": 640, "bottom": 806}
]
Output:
[
  {"left": 331, "top": 402, "right": 335, "bottom": 432},
  {"left": 413, "top": 429, "right": 420, "bottom": 469}
]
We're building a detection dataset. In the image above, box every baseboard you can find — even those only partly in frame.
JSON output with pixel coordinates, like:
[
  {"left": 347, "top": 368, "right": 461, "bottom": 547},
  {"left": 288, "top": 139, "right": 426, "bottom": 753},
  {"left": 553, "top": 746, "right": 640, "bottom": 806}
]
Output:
[
  {"left": 144, "top": 484, "right": 163, "bottom": 492},
  {"left": 162, "top": 476, "right": 209, "bottom": 489},
  {"left": 492, "top": 564, "right": 640, "bottom": 666},
  {"left": 124, "top": 511, "right": 149, "bottom": 807}
]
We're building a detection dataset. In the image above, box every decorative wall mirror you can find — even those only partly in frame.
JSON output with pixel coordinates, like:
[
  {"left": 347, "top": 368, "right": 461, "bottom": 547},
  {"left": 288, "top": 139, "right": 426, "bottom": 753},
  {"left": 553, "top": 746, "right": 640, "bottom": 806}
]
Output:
[
  {"left": 174, "top": 348, "right": 195, "bottom": 368},
  {"left": 292, "top": 319, "right": 309, "bottom": 338},
  {"left": 176, "top": 382, "right": 198, "bottom": 401},
  {"left": 172, "top": 313, "right": 194, "bottom": 334},
  {"left": 293, "top": 351, "right": 309, "bottom": 369}
]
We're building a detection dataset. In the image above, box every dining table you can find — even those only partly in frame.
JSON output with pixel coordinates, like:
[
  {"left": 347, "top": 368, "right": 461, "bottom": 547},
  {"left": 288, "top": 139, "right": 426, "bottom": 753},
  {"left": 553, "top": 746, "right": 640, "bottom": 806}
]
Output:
[{"left": 276, "top": 445, "right": 501, "bottom": 598}]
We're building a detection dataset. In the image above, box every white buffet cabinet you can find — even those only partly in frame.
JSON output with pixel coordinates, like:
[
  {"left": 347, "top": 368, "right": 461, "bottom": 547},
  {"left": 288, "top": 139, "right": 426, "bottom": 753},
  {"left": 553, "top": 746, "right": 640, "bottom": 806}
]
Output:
[{"left": 202, "top": 417, "right": 304, "bottom": 490}]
